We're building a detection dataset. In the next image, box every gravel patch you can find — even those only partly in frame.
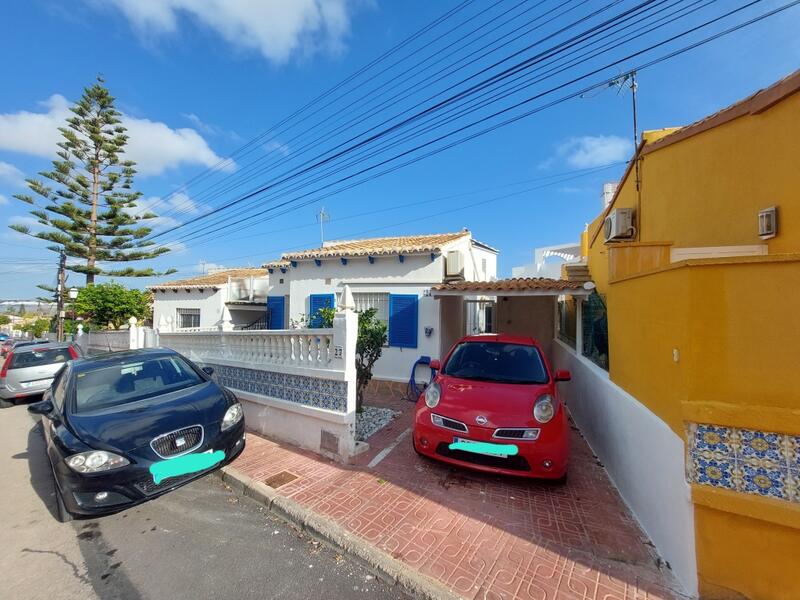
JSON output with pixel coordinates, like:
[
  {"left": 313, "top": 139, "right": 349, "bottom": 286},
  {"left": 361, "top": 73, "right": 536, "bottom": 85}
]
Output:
[{"left": 356, "top": 407, "right": 400, "bottom": 441}]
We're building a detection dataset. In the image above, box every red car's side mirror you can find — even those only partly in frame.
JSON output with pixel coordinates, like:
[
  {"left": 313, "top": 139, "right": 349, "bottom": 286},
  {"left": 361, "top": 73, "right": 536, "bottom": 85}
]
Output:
[
  {"left": 554, "top": 369, "right": 572, "bottom": 382},
  {"left": 429, "top": 359, "right": 441, "bottom": 371}
]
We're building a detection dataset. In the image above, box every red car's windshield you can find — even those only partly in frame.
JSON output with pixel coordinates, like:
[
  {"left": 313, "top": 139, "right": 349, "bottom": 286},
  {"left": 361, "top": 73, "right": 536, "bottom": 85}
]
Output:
[{"left": 442, "top": 341, "right": 548, "bottom": 385}]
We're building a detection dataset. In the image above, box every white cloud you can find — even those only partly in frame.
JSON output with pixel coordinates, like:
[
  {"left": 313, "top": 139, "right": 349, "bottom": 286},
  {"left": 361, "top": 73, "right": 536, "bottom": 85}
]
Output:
[
  {"left": 194, "top": 260, "right": 226, "bottom": 273},
  {"left": 0, "top": 194, "right": 8, "bottom": 205},
  {"left": 0, "top": 161, "right": 26, "bottom": 187},
  {"left": 132, "top": 191, "right": 208, "bottom": 231},
  {"left": 106, "top": 0, "right": 353, "bottom": 65},
  {"left": 182, "top": 113, "right": 242, "bottom": 141},
  {"left": 264, "top": 140, "right": 290, "bottom": 157},
  {"left": 0, "top": 94, "right": 234, "bottom": 176},
  {"left": 555, "top": 135, "right": 633, "bottom": 169}
]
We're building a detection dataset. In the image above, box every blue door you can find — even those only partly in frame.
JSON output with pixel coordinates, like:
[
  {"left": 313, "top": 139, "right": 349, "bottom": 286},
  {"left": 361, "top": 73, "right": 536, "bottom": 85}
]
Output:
[{"left": 267, "top": 296, "right": 285, "bottom": 330}]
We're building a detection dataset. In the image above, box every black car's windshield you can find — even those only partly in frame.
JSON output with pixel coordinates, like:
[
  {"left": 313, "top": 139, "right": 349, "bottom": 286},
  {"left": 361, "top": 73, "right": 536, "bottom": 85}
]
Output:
[
  {"left": 75, "top": 355, "right": 204, "bottom": 413},
  {"left": 442, "top": 341, "right": 548, "bottom": 384}
]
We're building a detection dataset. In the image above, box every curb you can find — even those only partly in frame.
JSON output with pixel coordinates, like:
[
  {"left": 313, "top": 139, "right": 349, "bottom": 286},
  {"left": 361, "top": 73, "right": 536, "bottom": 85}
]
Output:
[{"left": 216, "top": 465, "right": 462, "bottom": 600}]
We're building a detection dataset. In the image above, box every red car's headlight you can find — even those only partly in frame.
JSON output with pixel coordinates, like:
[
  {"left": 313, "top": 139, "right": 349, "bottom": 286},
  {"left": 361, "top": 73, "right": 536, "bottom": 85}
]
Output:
[
  {"left": 424, "top": 382, "right": 441, "bottom": 408},
  {"left": 533, "top": 394, "right": 555, "bottom": 424}
]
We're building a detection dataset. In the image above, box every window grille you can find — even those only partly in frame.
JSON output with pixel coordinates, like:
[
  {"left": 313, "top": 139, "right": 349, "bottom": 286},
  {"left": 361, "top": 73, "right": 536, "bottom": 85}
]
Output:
[
  {"left": 176, "top": 308, "right": 200, "bottom": 329},
  {"left": 353, "top": 292, "right": 389, "bottom": 324}
]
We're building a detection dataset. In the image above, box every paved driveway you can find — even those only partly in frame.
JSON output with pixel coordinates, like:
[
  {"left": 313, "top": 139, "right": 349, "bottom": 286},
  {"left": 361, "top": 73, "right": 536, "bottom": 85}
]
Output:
[{"left": 1, "top": 404, "right": 407, "bottom": 600}]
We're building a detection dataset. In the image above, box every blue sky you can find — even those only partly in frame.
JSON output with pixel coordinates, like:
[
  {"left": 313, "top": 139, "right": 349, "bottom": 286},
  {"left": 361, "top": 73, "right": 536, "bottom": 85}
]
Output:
[{"left": 1, "top": 0, "right": 798, "bottom": 298}]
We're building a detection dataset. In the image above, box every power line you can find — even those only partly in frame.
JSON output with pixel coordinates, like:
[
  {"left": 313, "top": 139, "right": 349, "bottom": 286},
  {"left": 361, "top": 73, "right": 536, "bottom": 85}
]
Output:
[
  {"left": 156, "top": 161, "right": 625, "bottom": 272},
  {"left": 175, "top": 0, "right": 709, "bottom": 243},
  {"left": 160, "top": 0, "right": 784, "bottom": 249},
  {"left": 129, "top": 0, "right": 478, "bottom": 219},
  {"left": 149, "top": 0, "right": 664, "bottom": 241}
]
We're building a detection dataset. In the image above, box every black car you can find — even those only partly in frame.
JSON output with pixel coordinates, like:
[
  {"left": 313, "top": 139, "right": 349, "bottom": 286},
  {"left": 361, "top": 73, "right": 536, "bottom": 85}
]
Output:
[{"left": 28, "top": 348, "right": 246, "bottom": 521}]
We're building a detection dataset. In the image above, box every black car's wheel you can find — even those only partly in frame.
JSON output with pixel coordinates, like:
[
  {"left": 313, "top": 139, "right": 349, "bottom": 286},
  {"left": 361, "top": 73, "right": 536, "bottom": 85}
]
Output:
[{"left": 55, "top": 487, "right": 73, "bottom": 523}]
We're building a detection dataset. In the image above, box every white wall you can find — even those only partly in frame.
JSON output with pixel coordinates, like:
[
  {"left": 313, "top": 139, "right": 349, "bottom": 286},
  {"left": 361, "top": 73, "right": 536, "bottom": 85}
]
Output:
[
  {"left": 286, "top": 254, "right": 443, "bottom": 382},
  {"left": 152, "top": 288, "right": 224, "bottom": 330},
  {"left": 552, "top": 340, "right": 697, "bottom": 597}
]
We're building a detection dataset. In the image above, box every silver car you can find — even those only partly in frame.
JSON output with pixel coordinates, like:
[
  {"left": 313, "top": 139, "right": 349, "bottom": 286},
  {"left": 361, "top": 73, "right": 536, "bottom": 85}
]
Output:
[{"left": 0, "top": 342, "right": 82, "bottom": 406}]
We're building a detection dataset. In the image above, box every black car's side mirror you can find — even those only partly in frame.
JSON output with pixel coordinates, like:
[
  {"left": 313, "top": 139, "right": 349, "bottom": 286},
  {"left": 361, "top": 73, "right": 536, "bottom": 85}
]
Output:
[
  {"left": 202, "top": 367, "right": 215, "bottom": 376},
  {"left": 28, "top": 399, "right": 54, "bottom": 416}
]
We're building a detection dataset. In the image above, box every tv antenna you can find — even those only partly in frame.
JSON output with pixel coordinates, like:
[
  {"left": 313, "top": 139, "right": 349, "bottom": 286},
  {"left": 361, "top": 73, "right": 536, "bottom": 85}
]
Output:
[{"left": 317, "top": 207, "right": 330, "bottom": 246}]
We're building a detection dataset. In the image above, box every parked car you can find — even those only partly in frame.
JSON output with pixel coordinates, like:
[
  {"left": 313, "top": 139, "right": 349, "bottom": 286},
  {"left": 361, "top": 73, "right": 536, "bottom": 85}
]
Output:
[
  {"left": 1, "top": 338, "right": 48, "bottom": 358},
  {"left": 0, "top": 333, "right": 8, "bottom": 341},
  {"left": 0, "top": 342, "right": 82, "bottom": 407},
  {"left": 413, "top": 334, "right": 571, "bottom": 481},
  {"left": 28, "top": 348, "right": 246, "bottom": 521}
]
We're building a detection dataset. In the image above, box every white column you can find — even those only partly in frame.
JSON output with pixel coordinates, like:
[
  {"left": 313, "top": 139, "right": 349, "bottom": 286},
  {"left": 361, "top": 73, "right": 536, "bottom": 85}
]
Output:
[
  {"left": 333, "top": 306, "right": 357, "bottom": 458},
  {"left": 128, "top": 317, "right": 139, "bottom": 350}
]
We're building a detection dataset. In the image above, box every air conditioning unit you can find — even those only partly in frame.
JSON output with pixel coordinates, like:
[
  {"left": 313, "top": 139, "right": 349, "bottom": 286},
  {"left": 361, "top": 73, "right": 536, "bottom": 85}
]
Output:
[
  {"left": 604, "top": 208, "right": 636, "bottom": 242},
  {"left": 445, "top": 250, "right": 464, "bottom": 278}
]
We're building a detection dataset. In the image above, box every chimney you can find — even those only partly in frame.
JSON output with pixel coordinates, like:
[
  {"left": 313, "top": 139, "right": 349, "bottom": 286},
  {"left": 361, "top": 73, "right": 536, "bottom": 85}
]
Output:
[{"left": 602, "top": 182, "right": 619, "bottom": 209}]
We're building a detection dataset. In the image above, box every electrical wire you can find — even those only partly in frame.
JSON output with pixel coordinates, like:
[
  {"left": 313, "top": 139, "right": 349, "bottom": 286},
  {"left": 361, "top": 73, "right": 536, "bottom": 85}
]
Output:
[{"left": 156, "top": 0, "right": 784, "bottom": 249}]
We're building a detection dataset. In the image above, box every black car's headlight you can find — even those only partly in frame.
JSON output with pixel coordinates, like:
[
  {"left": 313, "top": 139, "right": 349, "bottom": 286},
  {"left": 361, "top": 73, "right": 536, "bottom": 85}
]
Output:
[
  {"left": 66, "top": 450, "right": 130, "bottom": 473},
  {"left": 221, "top": 402, "right": 243, "bottom": 431}
]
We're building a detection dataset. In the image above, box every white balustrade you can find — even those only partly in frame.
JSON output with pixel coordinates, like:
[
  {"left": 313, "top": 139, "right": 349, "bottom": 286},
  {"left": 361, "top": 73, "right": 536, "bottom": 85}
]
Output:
[{"left": 159, "top": 328, "right": 336, "bottom": 370}]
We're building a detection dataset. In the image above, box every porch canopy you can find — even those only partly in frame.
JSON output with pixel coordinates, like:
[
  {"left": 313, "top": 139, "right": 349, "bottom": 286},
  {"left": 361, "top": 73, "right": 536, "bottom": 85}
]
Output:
[
  {"left": 429, "top": 277, "right": 592, "bottom": 298},
  {"left": 429, "top": 277, "right": 593, "bottom": 360}
]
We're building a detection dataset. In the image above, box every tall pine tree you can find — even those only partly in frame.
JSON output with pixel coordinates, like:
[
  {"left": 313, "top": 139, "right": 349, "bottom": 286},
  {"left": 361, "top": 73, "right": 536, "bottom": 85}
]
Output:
[{"left": 11, "top": 77, "right": 175, "bottom": 285}]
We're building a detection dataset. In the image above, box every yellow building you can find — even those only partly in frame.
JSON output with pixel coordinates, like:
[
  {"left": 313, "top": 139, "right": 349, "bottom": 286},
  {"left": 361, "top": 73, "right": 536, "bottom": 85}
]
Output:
[{"left": 577, "top": 70, "right": 800, "bottom": 599}]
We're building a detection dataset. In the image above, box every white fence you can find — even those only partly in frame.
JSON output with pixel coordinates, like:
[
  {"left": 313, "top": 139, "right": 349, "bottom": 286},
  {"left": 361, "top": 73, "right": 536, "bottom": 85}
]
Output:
[
  {"left": 159, "top": 329, "right": 335, "bottom": 370},
  {"left": 74, "top": 318, "right": 148, "bottom": 355},
  {"left": 161, "top": 310, "right": 358, "bottom": 462},
  {"left": 71, "top": 308, "right": 360, "bottom": 463}
]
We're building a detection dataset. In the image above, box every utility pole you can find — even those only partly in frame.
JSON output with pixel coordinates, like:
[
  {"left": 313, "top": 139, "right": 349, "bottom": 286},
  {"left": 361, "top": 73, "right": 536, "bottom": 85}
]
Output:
[
  {"left": 628, "top": 71, "right": 640, "bottom": 192},
  {"left": 56, "top": 250, "right": 66, "bottom": 342},
  {"left": 317, "top": 207, "right": 330, "bottom": 246}
]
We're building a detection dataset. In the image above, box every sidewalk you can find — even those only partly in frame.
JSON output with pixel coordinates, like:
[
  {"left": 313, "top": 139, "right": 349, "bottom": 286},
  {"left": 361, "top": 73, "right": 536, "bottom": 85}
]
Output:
[{"left": 227, "top": 397, "right": 684, "bottom": 600}]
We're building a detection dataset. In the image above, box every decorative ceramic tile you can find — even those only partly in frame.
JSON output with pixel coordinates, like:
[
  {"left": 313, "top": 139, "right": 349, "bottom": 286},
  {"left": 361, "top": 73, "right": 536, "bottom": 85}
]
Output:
[
  {"left": 689, "top": 423, "right": 735, "bottom": 457},
  {"left": 687, "top": 422, "right": 799, "bottom": 504},
  {"left": 787, "top": 436, "right": 800, "bottom": 469},
  {"left": 738, "top": 429, "right": 782, "bottom": 464},
  {"left": 740, "top": 464, "right": 787, "bottom": 500},
  {"left": 202, "top": 362, "right": 347, "bottom": 412},
  {"left": 690, "top": 455, "right": 737, "bottom": 490}
]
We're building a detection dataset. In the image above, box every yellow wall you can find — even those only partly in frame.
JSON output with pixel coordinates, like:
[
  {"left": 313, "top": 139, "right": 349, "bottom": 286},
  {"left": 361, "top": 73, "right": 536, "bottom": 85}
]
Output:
[{"left": 583, "top": 87, "right": 800, "bottom": 599}]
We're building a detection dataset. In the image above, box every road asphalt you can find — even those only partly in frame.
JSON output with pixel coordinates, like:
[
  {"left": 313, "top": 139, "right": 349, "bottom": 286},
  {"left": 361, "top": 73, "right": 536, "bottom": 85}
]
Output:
[{"left": 1, "top": 401, "right": 408, "bottom": 600}]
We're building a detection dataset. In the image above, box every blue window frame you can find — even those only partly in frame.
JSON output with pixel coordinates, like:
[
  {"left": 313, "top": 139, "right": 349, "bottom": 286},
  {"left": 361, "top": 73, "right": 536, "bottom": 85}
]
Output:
[
  {"left": 388, "top": 294, "right": 418, "bottom": 348},
  {"left": 309, "top": 293, "right": 335, "bottom": 327}
]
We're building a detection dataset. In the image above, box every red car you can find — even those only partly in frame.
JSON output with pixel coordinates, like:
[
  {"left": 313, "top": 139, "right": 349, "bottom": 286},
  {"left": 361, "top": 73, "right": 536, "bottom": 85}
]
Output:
[{"left": 413, "top": 334, "right": 571, "bottom": 481}]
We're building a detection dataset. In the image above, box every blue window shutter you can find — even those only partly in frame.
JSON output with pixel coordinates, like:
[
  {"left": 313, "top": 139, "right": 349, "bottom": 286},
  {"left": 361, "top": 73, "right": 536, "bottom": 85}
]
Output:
[
  {"left": 389, "top": 294, "right": 418, "bottom": 348},
  {"left": 267, "top": 296, "right": 285, "bottom": 330},
  {"left": 309, "top": 294, "right": 335, "bottom": 327}
]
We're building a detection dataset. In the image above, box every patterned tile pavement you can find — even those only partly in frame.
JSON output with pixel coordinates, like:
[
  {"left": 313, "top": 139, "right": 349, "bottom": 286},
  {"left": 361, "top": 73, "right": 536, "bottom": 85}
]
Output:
[{"left": 230, "top": 392, "right": 685, "bottom": 600}]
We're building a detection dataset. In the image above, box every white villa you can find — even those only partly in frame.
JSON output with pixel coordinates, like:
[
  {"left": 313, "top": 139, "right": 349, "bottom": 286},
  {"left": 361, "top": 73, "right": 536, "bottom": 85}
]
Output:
[{"left": 150, "top": 230, "right": 498, "bottom": 383}]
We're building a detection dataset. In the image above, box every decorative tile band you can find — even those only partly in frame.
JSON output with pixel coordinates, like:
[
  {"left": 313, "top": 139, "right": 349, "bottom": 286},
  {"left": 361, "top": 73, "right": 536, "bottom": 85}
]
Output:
[
  {"left": 686, "top": 423, "right": 799, "bottom": 503},
  {"left": 202, "top": 363, "right": 347, "bottom": 413}
]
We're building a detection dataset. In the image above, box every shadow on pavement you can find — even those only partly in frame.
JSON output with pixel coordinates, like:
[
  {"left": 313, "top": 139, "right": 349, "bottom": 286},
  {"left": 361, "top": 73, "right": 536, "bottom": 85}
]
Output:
[{"left": 25, "top": 415, "right": 61, "bottom": 521}]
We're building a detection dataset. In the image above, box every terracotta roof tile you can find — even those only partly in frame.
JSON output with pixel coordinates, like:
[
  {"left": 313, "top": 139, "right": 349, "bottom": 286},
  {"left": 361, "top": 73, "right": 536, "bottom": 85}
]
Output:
[
  {"left": 148, "top": 268, "right": 268, "bottom": 289},
  {"left": 282, "top": 231, "right": 471, "bottom": 261},
  {"left": 432, "top": 277, "right": 587, "bottom": 293},
  {"left": 261, "top": 259, "right": 291, "bottom": 269}
]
